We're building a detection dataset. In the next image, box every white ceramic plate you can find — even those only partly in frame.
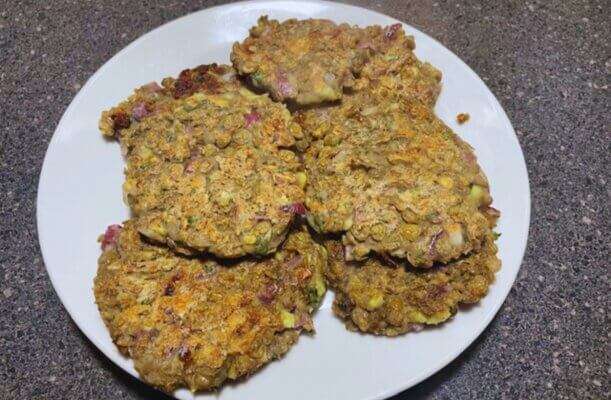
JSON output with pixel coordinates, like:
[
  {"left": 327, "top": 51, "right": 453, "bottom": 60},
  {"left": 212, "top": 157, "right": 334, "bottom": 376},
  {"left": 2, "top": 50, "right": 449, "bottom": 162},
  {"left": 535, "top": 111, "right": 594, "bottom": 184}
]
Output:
[{"left": 37, "top": 1, "right": 530, "bottom": 399}]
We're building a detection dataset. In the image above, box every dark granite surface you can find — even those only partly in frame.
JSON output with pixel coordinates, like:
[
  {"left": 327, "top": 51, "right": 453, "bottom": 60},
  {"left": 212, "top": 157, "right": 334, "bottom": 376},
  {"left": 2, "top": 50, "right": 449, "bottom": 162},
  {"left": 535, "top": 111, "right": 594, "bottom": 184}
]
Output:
[{"left": 0, "top": 0, "right": 608, "bottom": 398}]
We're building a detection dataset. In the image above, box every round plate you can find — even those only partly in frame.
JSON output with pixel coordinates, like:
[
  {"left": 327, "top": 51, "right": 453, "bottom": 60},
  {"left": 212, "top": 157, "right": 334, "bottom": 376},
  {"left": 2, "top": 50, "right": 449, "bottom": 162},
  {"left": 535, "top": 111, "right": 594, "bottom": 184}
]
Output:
[{"left": 37, "top": 1, "right": 530, "bottom": 399}]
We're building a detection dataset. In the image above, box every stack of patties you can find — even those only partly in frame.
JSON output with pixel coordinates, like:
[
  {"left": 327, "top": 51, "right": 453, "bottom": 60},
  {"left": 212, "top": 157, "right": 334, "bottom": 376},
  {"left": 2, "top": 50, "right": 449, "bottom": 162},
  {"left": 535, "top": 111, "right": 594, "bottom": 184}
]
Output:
[
  {"left": 95, "top": 64, "right": 326, "bottom": 392},
  {"left": 94, "top": 16, "right": 501, "bottom": 393},
  {"left": 233, "top": 17, "right": 501, "bottom": 336}
]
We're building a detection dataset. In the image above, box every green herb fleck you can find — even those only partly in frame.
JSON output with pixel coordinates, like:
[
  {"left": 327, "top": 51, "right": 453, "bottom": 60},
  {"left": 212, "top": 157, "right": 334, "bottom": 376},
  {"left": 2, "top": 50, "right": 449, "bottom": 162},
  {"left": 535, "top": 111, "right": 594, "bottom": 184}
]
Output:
[
  {"left": 183, "top": 102, "right": 203, "bottom": 112},
  {"left": 254, "top": 237, "right": 270, "bottom": 256},
  {"left": 187, "top": 216, "right": 199, "bottom": 225},
  {"left": 253, "top": 71, "right": 265, "bottom": 84},
  {"left": 493, "top": 232, "right": 502, "bottom": 240},
  {"left": 307, "top": 287, "right": 320, "bottom": 307}
]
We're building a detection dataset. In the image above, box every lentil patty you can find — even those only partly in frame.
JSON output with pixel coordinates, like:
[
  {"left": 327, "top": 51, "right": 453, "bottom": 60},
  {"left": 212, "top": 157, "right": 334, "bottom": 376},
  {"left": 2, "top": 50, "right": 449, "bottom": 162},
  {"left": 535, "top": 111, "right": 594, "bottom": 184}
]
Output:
[
  {"left": 94, "top": 221, "right": 327, "bottom": 392},
  {"left": 299, "top": 89, "right": 496, "bottom": 267},
  {"left": 99, "top": 64, "right": 306, "bottom": 258},
  {"left": 325, "top": 231, "right": 500, "bottom": 336},
  {"left": 232, "top": 17, "right": 386, "bottom": 105}
]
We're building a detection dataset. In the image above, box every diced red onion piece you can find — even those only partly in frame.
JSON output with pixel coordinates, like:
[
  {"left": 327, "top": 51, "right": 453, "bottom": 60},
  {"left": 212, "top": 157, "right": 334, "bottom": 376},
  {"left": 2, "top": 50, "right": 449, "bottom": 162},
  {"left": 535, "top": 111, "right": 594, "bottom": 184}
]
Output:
[
  {"left": 384, "top": 23, "right": 401, "bottom": 40},
  {"left": 244, "top": 109, "right": 261, "bottom": 126},
  {"left": 277, "top": 68, "right": 293, "bottom": 97},
  {"left": 259, "top": 283, "right": 279, "bottom": 304},
  {"left": 431, "top": 284, "right": 452, "bottom": 298},
  {"left": 464, "top": 149, "right": 477, "bottom": 164},
  {"left": 411, "top": 323, "right": 425, "bottom": 332},
  {"left": 426, "top": 228, "right": 444, "bottom": 255},
  {"left": 132, "top": 102, "right": 149, "bottom": 121},
  {"left": 101, "top": 224, "right": 122, "bottom": 251},
  {"left": 280, "top": 202, "right": 307, "bottom": 215}
]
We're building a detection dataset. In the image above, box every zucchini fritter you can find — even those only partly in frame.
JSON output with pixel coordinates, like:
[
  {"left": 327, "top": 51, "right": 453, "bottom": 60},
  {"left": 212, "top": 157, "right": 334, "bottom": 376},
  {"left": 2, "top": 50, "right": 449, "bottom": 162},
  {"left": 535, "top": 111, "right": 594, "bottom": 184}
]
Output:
[
  {"left": 299, "top": 90, "right": 496, "bottom": 267},
  {"left": 325, "top": 232, "right": 500, "bottom": 336},
  {"left": 99, "top": 64, "right": 307, "bottom": 258},
  {"left": 94, "top": 221, "right": 327, "bottom": 392},
  {"left": 231, "top": 17, "right": 441, "bottom": 107},
  {"left": 231, "top": 17, "right": 372, "bottom": 104}
]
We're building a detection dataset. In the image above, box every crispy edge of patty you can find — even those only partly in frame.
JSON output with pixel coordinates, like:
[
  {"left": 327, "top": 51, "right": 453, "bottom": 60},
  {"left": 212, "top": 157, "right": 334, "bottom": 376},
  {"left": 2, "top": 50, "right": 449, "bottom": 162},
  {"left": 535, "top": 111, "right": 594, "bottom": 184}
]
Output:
[
  {"left": 99, "top": 64, "right": 239, "bottom": 139},
  {"left": 324, "top": 231, "right": 500, "bottom": 336}
]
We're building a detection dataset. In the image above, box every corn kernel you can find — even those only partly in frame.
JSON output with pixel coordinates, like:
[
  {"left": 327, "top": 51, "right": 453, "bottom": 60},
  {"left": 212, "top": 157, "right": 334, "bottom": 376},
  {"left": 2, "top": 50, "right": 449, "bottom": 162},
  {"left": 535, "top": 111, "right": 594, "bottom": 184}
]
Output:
[{"left": 242, "top": 233, "right": 257, "bottom": 245}]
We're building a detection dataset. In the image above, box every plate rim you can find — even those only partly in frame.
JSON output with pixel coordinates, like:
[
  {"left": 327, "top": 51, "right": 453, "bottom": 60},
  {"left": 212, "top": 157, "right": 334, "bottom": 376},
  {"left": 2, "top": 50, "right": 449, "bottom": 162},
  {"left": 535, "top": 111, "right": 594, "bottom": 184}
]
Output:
[{"left": 36, "top": 1, "right": 531, "bottom": 399}]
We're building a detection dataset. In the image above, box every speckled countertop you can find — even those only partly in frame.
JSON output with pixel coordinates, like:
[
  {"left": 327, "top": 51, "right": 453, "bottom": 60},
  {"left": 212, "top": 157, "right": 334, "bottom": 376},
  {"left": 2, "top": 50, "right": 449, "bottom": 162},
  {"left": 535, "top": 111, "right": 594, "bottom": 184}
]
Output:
[{"left": 0, "top": 0, "right": 608, "bottom": 398}]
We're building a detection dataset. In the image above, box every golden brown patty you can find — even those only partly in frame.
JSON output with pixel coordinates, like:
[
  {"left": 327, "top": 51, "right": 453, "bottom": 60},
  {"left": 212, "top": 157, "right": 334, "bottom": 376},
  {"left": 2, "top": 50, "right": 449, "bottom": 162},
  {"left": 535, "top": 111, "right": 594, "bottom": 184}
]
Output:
[
  {"left": 299, "top": 89, "right": 497, "bottom": 267},
  {"left": 325, "top": 232, "right": 500, "bottom": 336},
  {"left": 99, "top": 64, "right": 307, "bottom": 258},
  {"left": 94, "top": 221, "right": 327, "bottom": 392},
  {"left": 232, "top": 17, "right": 382, "bottom": 105}
]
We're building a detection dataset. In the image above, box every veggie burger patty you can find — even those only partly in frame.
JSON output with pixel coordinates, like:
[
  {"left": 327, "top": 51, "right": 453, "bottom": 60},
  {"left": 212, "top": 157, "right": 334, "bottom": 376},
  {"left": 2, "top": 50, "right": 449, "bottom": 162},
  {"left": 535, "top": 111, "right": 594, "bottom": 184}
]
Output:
[
  {"left": 299, "top": 87, "right": 497, "bottom": 267},
  {"left": 94, "top": 221, "right": 327, "bottom": 392},
  {"left": 99, "top": 64, "right": 307, "bottom": 258},
  {"left": 324, "top": 230, "right": 500, "bottom": 336}
]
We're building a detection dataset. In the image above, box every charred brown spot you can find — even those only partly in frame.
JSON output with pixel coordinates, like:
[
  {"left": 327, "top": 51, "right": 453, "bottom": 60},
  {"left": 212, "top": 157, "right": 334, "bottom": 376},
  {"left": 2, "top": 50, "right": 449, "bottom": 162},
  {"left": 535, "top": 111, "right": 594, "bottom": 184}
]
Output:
[
  {"left": 111, "top": 112, "right": 130, "bottom": 132},
  {"left": 196, "top": 63, "right": 225, "bottom": 76},
  {"left": 194, "top": 65, "right": 210, "bottom": 76},
  {"left": 170, "top": 64, "right": 226, "bottom": 98},
  {"left": 171, "top": 77, "right": 194, "bottom": 99}
]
